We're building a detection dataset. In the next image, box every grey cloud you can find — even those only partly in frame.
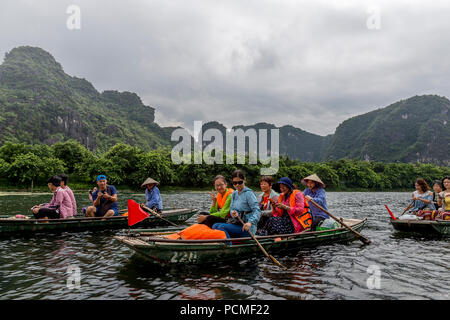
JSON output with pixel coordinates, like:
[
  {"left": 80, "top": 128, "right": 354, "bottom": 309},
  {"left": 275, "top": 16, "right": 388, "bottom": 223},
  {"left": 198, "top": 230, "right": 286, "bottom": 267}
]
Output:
[{"left": 1, "top": 0, "right": 450, "bottom": 135}]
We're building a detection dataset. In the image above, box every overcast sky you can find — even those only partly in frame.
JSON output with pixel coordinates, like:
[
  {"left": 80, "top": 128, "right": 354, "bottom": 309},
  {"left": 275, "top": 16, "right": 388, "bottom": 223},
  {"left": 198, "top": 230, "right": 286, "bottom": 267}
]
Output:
[{"left": 1, "top": 0, "right": 449, "bottom": 135}]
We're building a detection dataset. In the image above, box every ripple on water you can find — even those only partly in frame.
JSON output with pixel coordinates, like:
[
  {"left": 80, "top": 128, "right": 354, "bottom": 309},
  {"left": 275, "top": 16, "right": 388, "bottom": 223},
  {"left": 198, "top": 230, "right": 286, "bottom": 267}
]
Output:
[{"left": 0, "top": 192, "right": 448, "bottom": 300}]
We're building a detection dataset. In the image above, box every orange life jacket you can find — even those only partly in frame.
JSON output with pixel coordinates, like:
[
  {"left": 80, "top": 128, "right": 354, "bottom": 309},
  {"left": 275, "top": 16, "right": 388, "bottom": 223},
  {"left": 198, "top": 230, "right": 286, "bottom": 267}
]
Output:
[
  {"left": 165, "top": 224, "right": 227, "bottom": 240},
  {"left": 277, "top": 189, "right": 312, "bottom": 230},
  {"left": 217, "top": 188, "right": 233, "bottom": 209}
]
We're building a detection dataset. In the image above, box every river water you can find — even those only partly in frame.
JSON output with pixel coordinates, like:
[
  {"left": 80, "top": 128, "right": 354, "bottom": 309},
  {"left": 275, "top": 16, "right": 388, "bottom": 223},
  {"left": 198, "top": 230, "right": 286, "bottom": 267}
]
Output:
[{"left": 0, "top": 191, "right": 448, "bottom": 300}]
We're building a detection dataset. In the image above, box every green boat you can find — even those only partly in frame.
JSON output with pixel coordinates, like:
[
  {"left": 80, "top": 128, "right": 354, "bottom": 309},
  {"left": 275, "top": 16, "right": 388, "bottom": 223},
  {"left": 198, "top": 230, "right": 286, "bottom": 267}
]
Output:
[
  {"left": 0, "top": 208, "right": 197, "bottom": 236},
  {"left": 390, "top": 218, "right": 450, "bottom": 236},
  {"left": 114, "top": 218, "right": 367, "bottom": 265}
]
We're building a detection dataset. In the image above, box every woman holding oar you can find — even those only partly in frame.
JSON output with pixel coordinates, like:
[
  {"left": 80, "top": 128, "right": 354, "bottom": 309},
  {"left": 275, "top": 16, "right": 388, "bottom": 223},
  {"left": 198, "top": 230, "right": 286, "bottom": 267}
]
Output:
[
  {"left": 212, "top": 170, "right": 261, "bottom": 238},
  {"left": 302, "top": 174, "right": 329, "bottom": 230},
  {"left": 141, "top": 177, "right": 163, "bottom": 213},
  {"left": 408, "top": 178, "right": 435, "bottom": 219}
]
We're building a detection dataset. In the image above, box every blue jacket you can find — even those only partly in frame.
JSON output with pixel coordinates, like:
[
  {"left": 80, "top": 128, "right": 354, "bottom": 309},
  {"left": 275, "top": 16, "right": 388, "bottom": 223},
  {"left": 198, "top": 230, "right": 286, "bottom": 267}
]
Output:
[
  {"left": 229, "top": 187, "right": 261, "bottom": 234},
  {"left": 304, "top": 187, "right": 329, "bottom": 220},
  {"left": 145, "top": 186, "right": 163, "bottom": 211}
]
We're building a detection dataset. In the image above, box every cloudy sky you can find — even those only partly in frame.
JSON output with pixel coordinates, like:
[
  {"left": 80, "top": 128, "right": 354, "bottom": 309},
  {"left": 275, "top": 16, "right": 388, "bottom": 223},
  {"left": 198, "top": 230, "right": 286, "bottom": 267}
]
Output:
[{"left": 1, "top": 0, "right": 449, "bottom": 135}]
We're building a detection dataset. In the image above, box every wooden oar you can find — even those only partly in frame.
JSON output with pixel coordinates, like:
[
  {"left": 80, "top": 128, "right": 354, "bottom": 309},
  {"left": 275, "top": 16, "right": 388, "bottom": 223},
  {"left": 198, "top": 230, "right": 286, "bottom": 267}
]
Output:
[
  {"left": 399, "top": 200, "right": 414, "bottom": 217},
  {"left": 235, "top": 213, "right": 286, "bottom": 269},
  {"left": 140, "top": 205, "right": 179, "bottom": 227},
  {"left": 309, "top": 199, "right": 371, "bottom": 245}
]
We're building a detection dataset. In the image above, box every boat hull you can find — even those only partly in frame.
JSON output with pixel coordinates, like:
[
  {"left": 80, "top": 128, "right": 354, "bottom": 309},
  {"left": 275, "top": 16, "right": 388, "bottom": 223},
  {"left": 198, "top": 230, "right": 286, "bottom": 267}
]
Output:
[
  {"left": 115, "top": 218, "right": 367, "bottom": 265},
  {"left": 390, "top": 219, "right": 450, "bottom": 236},
  {"left": 0, "top": 209, "right": 197, "bottom": 236}
]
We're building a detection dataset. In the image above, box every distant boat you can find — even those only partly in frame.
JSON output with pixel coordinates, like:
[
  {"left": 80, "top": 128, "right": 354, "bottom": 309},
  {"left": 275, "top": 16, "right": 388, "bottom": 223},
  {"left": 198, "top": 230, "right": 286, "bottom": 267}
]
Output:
[
  {"left": 0, "top": 208, "right": 197, "bottom": 236},
  {"left": 390, "top": 218, "right": 450, "bottom": 236},
  {"left": 114, "top": 218, "right": 367, "bottom": 265}
]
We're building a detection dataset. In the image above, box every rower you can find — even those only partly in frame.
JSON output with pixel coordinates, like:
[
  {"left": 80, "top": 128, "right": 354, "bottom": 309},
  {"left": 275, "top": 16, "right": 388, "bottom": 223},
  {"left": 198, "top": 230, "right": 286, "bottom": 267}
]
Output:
[{"left": 140, "top": 177, "right": 163, "bottom": 213}]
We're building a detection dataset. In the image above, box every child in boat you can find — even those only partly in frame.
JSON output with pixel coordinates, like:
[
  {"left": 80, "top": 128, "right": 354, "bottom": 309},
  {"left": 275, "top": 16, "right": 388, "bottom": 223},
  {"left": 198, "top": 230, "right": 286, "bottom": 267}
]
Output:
[
  {"left": 31, "top": 176, "right": 74, "bottom": 219},
  {"left": 58, "top": 174, "right": 77, "bottom": 216},
  {"left": 141, "top": 177, "right": 163, "bottom": 213},
  {"left": 212, "top": 170, "right": 261, "bottom": 238},
  {"left": 409, "top": 178, "right": 435, "bottom": 218},
  {"left": 302, "top": 174, "right": 329, "bottom": 230},
  {"left": 436, "top": 176, "right": 450, "bottom": 220},
  {"left": 197, "top": 175, "right": 233, "bottom": 228}
]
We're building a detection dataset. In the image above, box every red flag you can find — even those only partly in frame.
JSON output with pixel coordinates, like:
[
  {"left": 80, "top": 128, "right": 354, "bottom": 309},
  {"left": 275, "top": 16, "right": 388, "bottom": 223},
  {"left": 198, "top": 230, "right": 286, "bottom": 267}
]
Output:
[
  {"left": 384, "top": 204, "right": 396, "bottom": 220},
  {"left": 127, "top": 199, "right": 149, "bottom": 226}
]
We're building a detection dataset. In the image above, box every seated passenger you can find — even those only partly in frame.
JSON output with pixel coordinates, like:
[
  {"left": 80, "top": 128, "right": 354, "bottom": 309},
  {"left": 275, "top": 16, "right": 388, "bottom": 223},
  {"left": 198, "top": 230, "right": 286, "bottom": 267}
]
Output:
[
  {"left": 140, "top": 177, "right": 163, "bottom": 213},
  {"left": 59, "top": 173, "right": 77, "bottom": 216},
  {"left": 197, "top": 175, "right": 233, "bottom": 228},
  {"left": 302, "top": 174, "right": 329, "bottom": 230},
  {"left": 31, "top": 176, "right": 73, "bottom": 220},
  {"left": 432, "top": 179, "right": 443, "bottom": 210},
  {"left": 212, "top": 170, "right": 261, "bottom": 238},
  {"left": 436, "top": 176, "right": 450, "bottom": 220},
  {"left": 257, "top": 177, "right": 312, "bottom": 236},
  {"left": 85, "top": 175, "right": 119, "bottom": 217},
  {"left": 256, "top": 175, "right": 279, "bottom": 231},
  {"left": 409, "top": 178, "right": 435, "bottom": 217}
]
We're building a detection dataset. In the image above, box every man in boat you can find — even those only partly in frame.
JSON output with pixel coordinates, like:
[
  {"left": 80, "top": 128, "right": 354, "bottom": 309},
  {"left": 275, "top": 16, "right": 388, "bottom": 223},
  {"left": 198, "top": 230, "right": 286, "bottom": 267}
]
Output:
[
  {"left": 85, "top": 175, "right": 119, "bottom": 217},
  {"left": 58, "top": 174, "right": 77, "bottom": 216},
  {"left": 140, "top": 177, "right": 163, "bottom": 213},
  {"left": 31, "top": 176, "right": 74, "bottom": 219}
]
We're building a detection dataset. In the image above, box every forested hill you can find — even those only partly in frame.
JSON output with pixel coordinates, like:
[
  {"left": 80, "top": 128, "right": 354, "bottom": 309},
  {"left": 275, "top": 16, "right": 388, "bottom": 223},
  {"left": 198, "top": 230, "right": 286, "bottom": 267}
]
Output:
[
  {"left": 0, "top": 46, "right": 173, "bottom": 152},
  {"left": 201, "top": 94, "right": 449, "bottom": 165},
  {"left": 324, "top": 95, "right": 450, "bottom": 166},
  {"left": 0, "top": 46, "right": 448, "bottom": 165}
]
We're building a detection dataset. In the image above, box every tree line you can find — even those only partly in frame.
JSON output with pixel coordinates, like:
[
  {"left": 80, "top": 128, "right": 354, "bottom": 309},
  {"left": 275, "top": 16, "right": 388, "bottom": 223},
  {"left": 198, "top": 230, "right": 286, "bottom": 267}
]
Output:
[{"left": 0, "top": 140, "right": 448, "bottom": 191}]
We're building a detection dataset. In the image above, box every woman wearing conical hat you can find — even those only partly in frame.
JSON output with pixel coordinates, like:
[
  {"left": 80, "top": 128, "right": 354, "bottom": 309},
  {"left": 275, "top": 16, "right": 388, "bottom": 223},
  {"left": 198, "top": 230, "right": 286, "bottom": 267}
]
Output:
[
  {"left": 302, "top": 174, "right": 329, "bottom": 230},
  {"left": 141, "top": 177, "right": 163, "bottom": 213}
]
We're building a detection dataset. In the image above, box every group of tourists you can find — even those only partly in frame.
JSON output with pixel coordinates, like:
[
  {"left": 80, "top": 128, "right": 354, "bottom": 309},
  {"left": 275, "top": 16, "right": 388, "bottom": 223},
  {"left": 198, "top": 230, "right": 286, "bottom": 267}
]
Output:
[
  {"left": 188, "top": 170, "right": 330, "bottom": 240},
  {"left": 409, "top": 177, "right": 450, "bottom": 220},
  {"left": 31, "top": 170, "right": 449, "bottom": 234},
  {"left": 31, "top": 174, "right": 163, "bottom": 220}
]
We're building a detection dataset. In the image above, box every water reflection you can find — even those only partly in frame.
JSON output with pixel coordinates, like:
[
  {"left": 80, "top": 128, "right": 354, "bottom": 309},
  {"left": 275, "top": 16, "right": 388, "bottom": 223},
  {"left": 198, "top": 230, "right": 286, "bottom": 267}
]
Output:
[{"left": 0, "top": 191, "right": 448, "bottom": 300}]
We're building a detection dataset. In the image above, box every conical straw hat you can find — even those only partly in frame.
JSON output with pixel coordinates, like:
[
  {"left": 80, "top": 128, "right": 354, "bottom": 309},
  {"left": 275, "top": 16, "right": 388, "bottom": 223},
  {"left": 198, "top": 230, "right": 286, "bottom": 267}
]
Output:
[
  {"left": 141, "top": 177, "right": 159, "bottom": 188},
  {"left": 301, "top": 174, "right": 326, "bottom": 188}
]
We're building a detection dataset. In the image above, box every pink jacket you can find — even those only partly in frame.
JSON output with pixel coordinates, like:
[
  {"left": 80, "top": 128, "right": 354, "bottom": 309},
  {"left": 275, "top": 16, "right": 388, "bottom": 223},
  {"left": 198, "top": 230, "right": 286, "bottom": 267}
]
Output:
[
  {"left": 63, "top": 186, "right": 77, "bottom": 216},
  {"left": 44, "top": 187, "right": 74, "bottom": 219},
  {"left": 273, "top": 191, "right": 306, "bottom": 233}
]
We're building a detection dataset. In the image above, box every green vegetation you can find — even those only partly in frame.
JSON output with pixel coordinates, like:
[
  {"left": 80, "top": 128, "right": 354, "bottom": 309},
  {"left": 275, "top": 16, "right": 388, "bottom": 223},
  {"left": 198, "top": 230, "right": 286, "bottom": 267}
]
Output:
[
  {"left": 1, "top": 46, "right": 449, "bottom": 168},
  {"left": 0, "top": 46, "right": 173, "bottom": 153},
  {"left": 0, "top": 141, "right": 448, "bottom": 192}
]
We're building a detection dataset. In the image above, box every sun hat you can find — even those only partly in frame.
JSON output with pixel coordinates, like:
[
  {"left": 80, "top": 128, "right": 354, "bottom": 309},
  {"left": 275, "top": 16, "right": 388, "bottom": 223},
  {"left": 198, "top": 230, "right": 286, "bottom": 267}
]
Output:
[
  {"left": 301, "top": 174, "right": 326, "bottom": 188},
  {"left": 141, "top": 177, "right": 159, "bottom": 188},
  {"left": 273, "top": 177, "right": 294, "bottom": 193}
]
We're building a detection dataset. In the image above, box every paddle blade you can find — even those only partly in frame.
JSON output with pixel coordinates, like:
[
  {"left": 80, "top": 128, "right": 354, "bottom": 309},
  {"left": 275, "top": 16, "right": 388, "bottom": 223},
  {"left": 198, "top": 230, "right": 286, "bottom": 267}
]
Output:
[
  {"left": 127, "top": 199, "right": 149, "bottom": 226},
  {"left": 384, "top": 205, "right": 396, "bottom": 220}
]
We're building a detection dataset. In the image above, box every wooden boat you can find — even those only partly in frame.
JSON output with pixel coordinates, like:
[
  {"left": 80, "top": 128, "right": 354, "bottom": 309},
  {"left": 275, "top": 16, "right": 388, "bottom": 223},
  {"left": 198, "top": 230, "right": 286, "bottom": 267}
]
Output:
[
  {"left": 114, "top": 218, "right": 367, "bottom": 265},
  {"left": 390, "top": 218, "right": 450, "bottom": 236},
  {"left": 0, "top": 208, "right": 197, "bottom": 236}
]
